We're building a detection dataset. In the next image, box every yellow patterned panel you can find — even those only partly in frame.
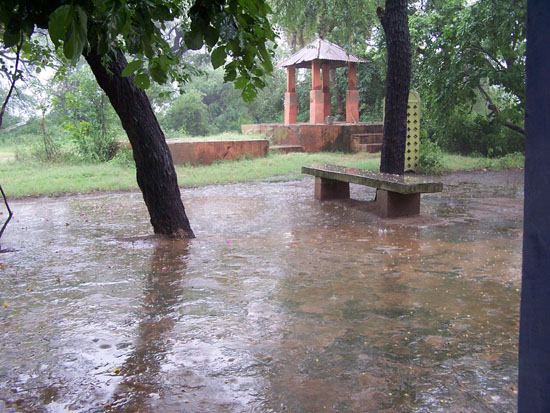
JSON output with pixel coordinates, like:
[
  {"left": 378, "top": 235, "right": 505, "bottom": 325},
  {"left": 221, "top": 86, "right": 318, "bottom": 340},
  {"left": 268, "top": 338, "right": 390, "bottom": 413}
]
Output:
[{"left": 406, "top": 90, "right": 421, "bottom": 172}]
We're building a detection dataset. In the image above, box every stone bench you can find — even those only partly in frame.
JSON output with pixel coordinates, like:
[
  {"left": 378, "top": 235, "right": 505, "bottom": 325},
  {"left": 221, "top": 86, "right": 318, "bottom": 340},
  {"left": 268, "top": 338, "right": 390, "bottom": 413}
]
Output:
[{"left": 302, "top": 164, "right": 443, "bottom": 217}]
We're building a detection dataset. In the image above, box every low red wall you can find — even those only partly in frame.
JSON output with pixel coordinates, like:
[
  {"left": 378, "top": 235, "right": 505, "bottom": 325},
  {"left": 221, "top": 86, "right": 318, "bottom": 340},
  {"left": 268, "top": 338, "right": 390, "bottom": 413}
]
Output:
[{"left": 120, "top": 139, "right": 269, "bottom": 166}]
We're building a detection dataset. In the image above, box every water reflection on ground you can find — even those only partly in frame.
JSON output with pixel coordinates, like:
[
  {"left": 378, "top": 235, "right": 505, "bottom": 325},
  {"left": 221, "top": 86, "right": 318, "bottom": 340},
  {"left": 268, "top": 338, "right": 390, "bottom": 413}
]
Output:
[{"left": 0, "top": 170, "right": 523, "bottom": 412}]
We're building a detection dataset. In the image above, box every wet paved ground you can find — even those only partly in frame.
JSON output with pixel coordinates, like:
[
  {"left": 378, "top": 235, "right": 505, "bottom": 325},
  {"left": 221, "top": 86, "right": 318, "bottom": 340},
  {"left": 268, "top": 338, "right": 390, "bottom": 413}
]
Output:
[{"left": 0, "top": 170, "right": 523, "bottom": 412}]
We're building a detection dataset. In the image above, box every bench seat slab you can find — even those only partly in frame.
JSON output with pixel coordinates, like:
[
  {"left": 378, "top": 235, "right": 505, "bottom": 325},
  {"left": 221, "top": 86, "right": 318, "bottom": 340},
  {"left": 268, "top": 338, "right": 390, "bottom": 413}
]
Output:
[
  {"left": 315, "top": 177, "right": 350, "bottom": 200},
  {"left": 302, "top": 164, "right": 443, "bottom": 194}
]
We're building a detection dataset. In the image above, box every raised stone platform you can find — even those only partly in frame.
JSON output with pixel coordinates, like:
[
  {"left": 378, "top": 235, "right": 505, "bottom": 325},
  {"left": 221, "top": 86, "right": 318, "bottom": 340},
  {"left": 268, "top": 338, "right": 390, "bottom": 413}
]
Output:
[
  {"left": 302, "top": 164, "right": 443, "bottom": 218},
  {"left": 119, "top": 139, "right": 269, "bottom": 166},
  {"left": 242, "top": 122, "right": 383, "bottom": 153}
]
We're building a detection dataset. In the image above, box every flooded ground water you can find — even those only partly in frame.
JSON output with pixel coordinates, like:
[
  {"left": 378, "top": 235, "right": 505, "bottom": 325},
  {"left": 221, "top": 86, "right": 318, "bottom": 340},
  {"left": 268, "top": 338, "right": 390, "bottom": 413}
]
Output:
[{"left": 0, "top": 170, "right": 523, "bottom": 412}]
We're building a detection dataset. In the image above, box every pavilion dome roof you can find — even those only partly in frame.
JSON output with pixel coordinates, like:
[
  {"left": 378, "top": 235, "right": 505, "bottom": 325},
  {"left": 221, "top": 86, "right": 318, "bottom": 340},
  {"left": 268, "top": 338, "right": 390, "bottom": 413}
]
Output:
[{"left": 277, "top": 38, "right": 364, "bottom": 69}]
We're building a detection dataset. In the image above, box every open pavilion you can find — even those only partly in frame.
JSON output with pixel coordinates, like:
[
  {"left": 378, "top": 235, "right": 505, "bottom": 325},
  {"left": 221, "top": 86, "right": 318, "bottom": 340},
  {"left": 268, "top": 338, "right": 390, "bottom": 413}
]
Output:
[{"left": 277, "top": 38, "right": 364, "bottom": 124}]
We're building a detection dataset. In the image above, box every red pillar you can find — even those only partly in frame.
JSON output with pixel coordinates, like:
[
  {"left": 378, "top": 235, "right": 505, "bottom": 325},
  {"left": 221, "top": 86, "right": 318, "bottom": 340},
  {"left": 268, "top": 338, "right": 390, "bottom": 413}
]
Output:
[
  {"left": 310, "top": 59, "right": 324, "bottom": 123},
  {"left": 322, "top": 64, "right": 331, "bottom": 120},
  {"left": 346, "top": 62, "right": 359, "bottom": 123},
  {"left": 284, "top": 66, "right": 298, "bottom": 124}
]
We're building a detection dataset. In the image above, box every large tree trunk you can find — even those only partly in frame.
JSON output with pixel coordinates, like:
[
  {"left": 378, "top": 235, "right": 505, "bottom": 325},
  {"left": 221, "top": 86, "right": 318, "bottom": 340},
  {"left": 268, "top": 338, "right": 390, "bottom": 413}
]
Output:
[
  {"left": 84, "top": 48, "right": 194, "bottom": 238},
  {"left": 377, "top": 0, "right": 411, "bottom": 175}
]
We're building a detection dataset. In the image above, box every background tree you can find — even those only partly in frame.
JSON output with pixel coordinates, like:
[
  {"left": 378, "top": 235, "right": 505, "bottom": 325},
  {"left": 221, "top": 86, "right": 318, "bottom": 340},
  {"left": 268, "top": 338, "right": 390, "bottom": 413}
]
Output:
[
  {"left": 377, "top": 0, "right": 410, "bottom": 175},
  {"left": 0, "top": 38, "right": 22, "bottom": 129},
  {"left": 176, "top": 64, "right": 286, "bottom": 131},
  {"left": 411, "top": 0, "right": 525, "bottom": 156},
  {"left": 270, "top": 0, "right": 380, "bottom": 53},
  {"left": 0, "top": 27, "right": 60, "bottom": 128},
  {"left": 0, "top": 0, "right": 276, "bottom": 238},
  {"left": 161, "top": 91, "right": 211, "bottom": 136},
  {"left": 54, "top": 64, "right": 121, "bottom": 161}
]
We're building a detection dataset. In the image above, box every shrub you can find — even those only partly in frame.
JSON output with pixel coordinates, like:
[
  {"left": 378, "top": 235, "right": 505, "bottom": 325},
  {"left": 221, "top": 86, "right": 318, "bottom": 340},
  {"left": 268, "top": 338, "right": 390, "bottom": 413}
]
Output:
[
  {"left": 432, "top": 114, "right": 524, "bottom": 157},
  {"left": 418, "top": 139, "right": 443, "bottom": 175},
  {"left": 63, "top": 120, "right": 118, "bottom": 162},
  {"left": 109, "top": 145, "right": 135, "bottom": 168},
  {"left": 162, "top": 92, "right": 212, "bottom": 136}
]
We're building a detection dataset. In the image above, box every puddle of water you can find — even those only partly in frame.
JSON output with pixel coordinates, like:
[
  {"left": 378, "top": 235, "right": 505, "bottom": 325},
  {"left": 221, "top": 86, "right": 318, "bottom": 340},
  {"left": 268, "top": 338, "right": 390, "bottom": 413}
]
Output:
[{"left": 0, "top": 171, "right": 522, "bottom": 412}]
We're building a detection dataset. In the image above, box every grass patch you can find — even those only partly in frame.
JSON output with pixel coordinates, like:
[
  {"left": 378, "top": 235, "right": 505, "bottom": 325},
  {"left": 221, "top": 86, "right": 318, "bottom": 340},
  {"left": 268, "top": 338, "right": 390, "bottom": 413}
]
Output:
[
  {"left": 176, "top": 152, "right": 380, "bottom": 187},
  {"left": 0, "top": 142, "right": 19, "bottom": 159},
  {"left": 0, "top": 161, "right": 138, "bottom": 198},
  {"left": 0, "top": 152, "right": 378, "bottom": 198},
  {"left": 0, "top": 150, "right": 15, "bottom": 160},
  {"left": 0, "top": 150, "right": 524, "bottom": 199},
  {"left": 442, "top": 152, "right": 524, "bottom": 171}
]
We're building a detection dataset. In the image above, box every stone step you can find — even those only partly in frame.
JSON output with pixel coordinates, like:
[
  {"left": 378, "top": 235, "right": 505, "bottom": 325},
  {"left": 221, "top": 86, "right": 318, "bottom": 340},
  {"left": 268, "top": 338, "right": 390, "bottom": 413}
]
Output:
[
  {"left": 357, "top": 143, "right": 382, "bottom": 153},
  {"left": 270, "top": 144, "right": 304, "bottom": 154},
  {"left": 352, "top": 133, "right": 383, "bottom": 144}
]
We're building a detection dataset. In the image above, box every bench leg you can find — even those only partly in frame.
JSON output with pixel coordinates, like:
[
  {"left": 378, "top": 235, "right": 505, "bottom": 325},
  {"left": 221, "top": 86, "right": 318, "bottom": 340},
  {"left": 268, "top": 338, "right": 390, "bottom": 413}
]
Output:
[
  {"left": 314, "top": 177, "right": 350, "bottom": 200},
  {"left": 376, "top": 189, "right": 420, "bottom": 218}
]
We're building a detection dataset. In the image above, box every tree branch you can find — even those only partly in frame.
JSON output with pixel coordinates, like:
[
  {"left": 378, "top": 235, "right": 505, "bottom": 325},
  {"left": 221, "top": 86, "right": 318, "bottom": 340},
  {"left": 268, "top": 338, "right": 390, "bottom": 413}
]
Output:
[
  {"left": 504, "top": 121, "right": 525, "bottom": 135},
  {"left": 467, "top": 44, "right": 508, "bottom": 72},
  {"left": 376, "top": 7, "right": 386, "bottom": 28},
  {"left": 478, "top": 84, "right": 525, "bottom": 135},
  {"left": 477, "top": 84, "right": 499, "bottom": 114},
  {"left": 0, "top": 184, "right": 13, "bottom": 241},
  {"left": 0, "top": 38, "right": 24, "bottom": 129}
]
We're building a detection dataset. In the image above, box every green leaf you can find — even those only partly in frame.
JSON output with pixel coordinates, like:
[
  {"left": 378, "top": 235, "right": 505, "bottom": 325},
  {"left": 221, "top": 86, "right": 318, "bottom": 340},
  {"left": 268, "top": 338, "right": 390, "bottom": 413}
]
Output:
[
  {"left": 134, "top": 73, "right": 151, "bottom": 89},
  {"left": 98, "top": 36, "right": 109, "bottom": 55},
  {"left": 261, "top": 59, "right": 273, "bottom": 73},
  {"left": 234, "top": 76, "right": 248, "bottom": 89},
  {"left": 151, "top": 5, "right": 172, "bottom": 21},
  {"left": 141, "top": 33, "right": 155, "bottom": 58},
  {"left": 150, "top": 65, "right": 168, "bottom": 84},
  {"left": 252, "top": 77, "right": 265, "bottom": 88},
  {"left": 122, "top": 59, "right": 142, "bottom": 77},
  {"left": 21, "top": 41, "right": 32, "bottom": 54},
  {"left": 49, "top": 5, "right": 72, "bottom": 47},
  {"left": 241, "top": 84, "right": 257, "bottom": 102},
  {"left": 158, "top": 55, "right": 170, "bottom": 70},
  {"left": 204, "top": 26, "right": 219, "bottom": 48},
  {"left": 63, "top": 21, "right": 81, "bottom": 62},
  {"left": 112, "top": 6, "right": 129, "bottom": 33},
  {"left": 211, "top": 46, "right": 226, "bottom": 69},
  {"left": 3, "top": 30, "right": 21, "bottom": 48},
  {"left": 75, "top": 6, "right": 88, "bottom": 40},
  {"left": 185, "top": 30, "right": 203, "bottom": 50},
  {"left": 242, "top": 48, "right": 254, "bottom": 66},
  {"left": 223, "top": 68, "right": 236, "bottom": 82}
]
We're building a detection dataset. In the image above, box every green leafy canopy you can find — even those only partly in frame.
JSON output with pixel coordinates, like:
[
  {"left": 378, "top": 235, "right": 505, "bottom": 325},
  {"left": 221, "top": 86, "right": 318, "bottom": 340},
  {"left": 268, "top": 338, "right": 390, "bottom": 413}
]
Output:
[
  {"left": 0, "top": 0, "right": 277, "bottom": 100},
  {"left": 410, "top": 0, "right": 525, "bottom": 131}
]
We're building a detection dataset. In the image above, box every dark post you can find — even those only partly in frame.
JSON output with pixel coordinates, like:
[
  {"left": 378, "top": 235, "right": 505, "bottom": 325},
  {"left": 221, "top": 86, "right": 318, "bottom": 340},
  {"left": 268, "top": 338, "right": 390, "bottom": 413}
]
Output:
[
  {"left": 518, "top": 1, "right": 550, "bottom": 410},
  {"left": 377, "top": 0, "right": 411, "bottom": 175}
]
